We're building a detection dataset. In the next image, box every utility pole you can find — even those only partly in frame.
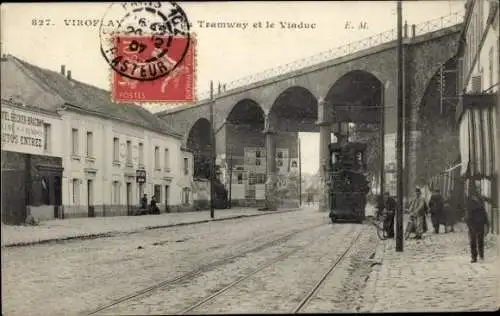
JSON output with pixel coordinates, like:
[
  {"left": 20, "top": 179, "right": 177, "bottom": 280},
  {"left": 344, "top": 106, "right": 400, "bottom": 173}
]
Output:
[
  {"left": 298, "top": 136, "right": 302, "bottom": 206},
  {"left": 228, "top": 144, "right": 233, "bottom": 209},
  {"left": 210, "top": 81, "right": 215, "bottom": 219},
  {"left": 396, "top": 0, "right": 404, "bottom": 252}
]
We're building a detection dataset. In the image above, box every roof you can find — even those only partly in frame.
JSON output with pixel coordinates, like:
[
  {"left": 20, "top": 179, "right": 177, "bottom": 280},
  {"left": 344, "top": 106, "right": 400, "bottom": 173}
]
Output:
[
  {"left": 1, "top": 54, "right": 181, "bottom": 139},
  {"left": 329, "top": 142, "right": 367, "bottom": 151}
]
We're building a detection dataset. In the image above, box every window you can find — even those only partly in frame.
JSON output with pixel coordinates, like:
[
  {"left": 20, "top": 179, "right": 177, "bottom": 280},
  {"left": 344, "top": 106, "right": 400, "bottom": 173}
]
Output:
[
  {"left": 256, "top": 158, "right": 261, "bottom": 166},
  {"left": 86, "top": 131, "right": 93, "bottom": 157},
  {"left": 164, "top": 148, "right": 170, "bottom": 171},
  {"left": 72, "top": 178, "right": 79, "bottom": 205},
  {"left": 113, "top": 137, "right": 119, "bottom": 162},
  {"left": 184, "top": 157, "right": 189, "bottom": 175},
  {"left": 154, "top": 184, "right": 161, "bottom": 202},
  {"left": 71, "top": 128, "right": 79, "bottom": 155},
  {"left": 126, "top": 140, "right": 132, "bottom": 164},
  {"left": 138, "top": 142, "right": 144, "bottom": 166},
  {"left": 43, "top": 123, "right": 51, "bottom": 151},
  {"left": 182, "top": 187, "right": 190, "bottom": 205},
  {"left": 112, "top": 181, "right": 120, "bottom": 204},
  {"left": 471, "top": 75, "right": 482, "bottom": 93},
  {"left": 256, "top": 150, "right": 261, "bottom": 158},
  {"left": 237, "top": 173, "right": 243, "bottom": 184},
  {"left": 154, "top": 146, "right": 160, "bottom": 169}
]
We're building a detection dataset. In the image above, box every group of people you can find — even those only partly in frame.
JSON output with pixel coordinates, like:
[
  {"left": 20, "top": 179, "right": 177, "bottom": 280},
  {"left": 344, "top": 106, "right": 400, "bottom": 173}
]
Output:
[
  {"left": 377, "top": 187, "right": 490, "bottom": 263},
  {"left": 139, "top": 194, "right": 161, "bottom": 215}
]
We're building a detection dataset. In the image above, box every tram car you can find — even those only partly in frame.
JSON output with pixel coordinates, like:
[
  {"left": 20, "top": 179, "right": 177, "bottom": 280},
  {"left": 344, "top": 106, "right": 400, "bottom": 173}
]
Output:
[{"left": 327, "top": 142, "right": 370, "bottom": 223}]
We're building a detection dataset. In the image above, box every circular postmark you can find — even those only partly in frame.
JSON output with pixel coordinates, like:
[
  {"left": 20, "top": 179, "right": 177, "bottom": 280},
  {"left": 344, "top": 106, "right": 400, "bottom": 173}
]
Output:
[{"left": 99, "top": 1, "right": 190, "bottom": 81}]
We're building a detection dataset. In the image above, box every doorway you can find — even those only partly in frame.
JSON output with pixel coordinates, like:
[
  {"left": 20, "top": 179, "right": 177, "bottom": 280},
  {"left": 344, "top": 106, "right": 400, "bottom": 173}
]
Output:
[
  {"left": 126, "top": 182, "right": 132, "bottom": 216},
  {"left": 165, "top": 185, "right": 170, "bottom": 213},
  {"left": 87, "top": 180, "right": 95, "bottom": 217}
]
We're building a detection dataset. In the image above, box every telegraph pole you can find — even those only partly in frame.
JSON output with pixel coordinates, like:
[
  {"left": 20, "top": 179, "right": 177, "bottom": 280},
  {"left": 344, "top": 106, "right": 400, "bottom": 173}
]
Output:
[
  {"left": 228, "top": 144, "right": 233, "bottom": 209},
  {"left": 209, "top": 81, "right": 215, "bottom": 219},
  {"left": 395, "top": 0, "right": 404, "bottom": 252},
  {"left": 298, "top": 137, "right": 302, "bottom": 206}
]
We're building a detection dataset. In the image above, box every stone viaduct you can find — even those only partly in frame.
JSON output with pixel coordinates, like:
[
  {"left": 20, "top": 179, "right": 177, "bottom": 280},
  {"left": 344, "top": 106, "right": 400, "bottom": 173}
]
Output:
[{"left": 158, "top": 21, "right": 462, "bottom": 212}]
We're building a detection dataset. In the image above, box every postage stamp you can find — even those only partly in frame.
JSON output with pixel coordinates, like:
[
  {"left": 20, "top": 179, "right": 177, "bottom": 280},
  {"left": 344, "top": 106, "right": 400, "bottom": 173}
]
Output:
[{"left": 99, "top": 2, "right": 195, "bottom": 103}]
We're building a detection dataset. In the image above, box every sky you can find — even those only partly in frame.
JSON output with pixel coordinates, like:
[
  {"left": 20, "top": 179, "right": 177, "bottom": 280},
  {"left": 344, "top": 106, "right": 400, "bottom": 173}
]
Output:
[{"left": 1, "top": 1, "right": 466, "bottom": 174}]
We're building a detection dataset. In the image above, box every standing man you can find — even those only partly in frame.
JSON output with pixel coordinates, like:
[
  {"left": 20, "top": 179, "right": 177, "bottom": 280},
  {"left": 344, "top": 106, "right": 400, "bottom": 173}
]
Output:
[
  {"left": 150, "top": 195, "right": 159, "bottom": 214},
  {"left": 407, "top": 188, "right": 428, "bottom": 239},
  {"left": 141, "top": 194, "right": 148, "bottom": 210},
  {"left": 466, "top": 189, "right": 489, "bottom": 263},
  {"left": 382, "top": 192, "right": 397, "bottom": 238},
  {"left": 428, "top": 189, "right": 444, "bottom": 234}
]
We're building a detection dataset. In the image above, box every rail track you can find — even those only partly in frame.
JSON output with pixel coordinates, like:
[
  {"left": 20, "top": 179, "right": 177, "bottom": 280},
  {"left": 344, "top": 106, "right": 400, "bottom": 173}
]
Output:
[
  {"left": 292, "top": 229, "right": 362, "bottom": 313},
  {"left": 85, "top": 222, "right": 327, "bottom": 316},
  {"left": 179, "top": 226, "right": 361, "bottom": 315}
]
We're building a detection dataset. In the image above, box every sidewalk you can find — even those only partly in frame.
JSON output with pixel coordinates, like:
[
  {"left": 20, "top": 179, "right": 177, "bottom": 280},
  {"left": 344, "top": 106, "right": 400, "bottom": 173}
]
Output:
[
  {"left": 1, "top": 208, "right": 301, "bottom": 248},
  {"left": 360, "top": 222, "right": 499, "bottom": 312}
]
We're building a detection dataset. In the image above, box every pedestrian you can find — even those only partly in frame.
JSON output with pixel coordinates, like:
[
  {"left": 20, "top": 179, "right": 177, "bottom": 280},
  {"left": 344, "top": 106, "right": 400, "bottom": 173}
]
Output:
[
  {"left": 466, "top": 189, "right": 489, "bottom": 263},
  {"left": 150, "top": 195, "right": 160, "bottom": 214},
  {"left": 443, "top": 191, "right": 457, "bottom": 233},
  {"left": 382, "top": 192, "right": 397, "bottom": 238},
  {"left": 376, "top": 193, "right": 385, "bottom": 221},
  {"left": 407, "top": 188, "right": 428, "bottom": 239},
  {"left": 141, "top": 194, "right": 148, "bottom": 210},
  {"left": 428, "top": 188, "right": 444, "bottom": 234}
]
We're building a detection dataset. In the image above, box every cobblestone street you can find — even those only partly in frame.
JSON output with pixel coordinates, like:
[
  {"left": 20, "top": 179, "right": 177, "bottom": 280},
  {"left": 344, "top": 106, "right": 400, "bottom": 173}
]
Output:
[
  {"left": 359, "top": 222, "right": 499, "bottom": 313},
  {"left": 2, "top": 207, "right": 380, "bottom": 315}
]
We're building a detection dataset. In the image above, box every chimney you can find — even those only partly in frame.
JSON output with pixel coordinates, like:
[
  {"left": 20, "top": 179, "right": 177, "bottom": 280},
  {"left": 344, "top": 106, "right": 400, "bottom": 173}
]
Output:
[
  {"left": 67, "top": 70, "right": 72, "bottom": 80},
  {"left": 60, "top": 65, "right": 66, "bottom": 75}
]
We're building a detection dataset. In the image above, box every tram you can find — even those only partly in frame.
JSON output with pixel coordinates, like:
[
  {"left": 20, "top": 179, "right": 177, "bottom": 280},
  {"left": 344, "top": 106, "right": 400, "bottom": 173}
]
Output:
[{"left": 328, "top": 142, "right": 370, "bottom": 223}]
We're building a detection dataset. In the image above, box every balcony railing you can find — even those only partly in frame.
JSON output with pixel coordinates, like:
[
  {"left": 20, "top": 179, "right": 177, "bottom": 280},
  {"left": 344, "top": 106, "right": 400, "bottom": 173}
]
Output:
[{"left": 154, "top": 11, "right": 464, "bottom": 113}]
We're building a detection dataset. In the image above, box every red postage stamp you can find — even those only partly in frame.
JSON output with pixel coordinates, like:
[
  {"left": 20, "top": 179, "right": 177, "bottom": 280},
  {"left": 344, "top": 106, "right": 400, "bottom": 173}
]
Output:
[{"left": 110, "top": 35, "right": 195, "bottom": 103}]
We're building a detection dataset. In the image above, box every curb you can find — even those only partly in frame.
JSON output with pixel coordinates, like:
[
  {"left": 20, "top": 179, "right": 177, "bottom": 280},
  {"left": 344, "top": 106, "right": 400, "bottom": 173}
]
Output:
[{"left": 2, "top": 208, "right": 301, "bottom": 248}]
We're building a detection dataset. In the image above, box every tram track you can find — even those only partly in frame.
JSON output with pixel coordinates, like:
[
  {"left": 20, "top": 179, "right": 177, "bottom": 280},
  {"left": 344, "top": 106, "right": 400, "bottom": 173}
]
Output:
[
  {"left": 292, "top": 229, "right": 363, "bottom": 313},
  {"left": 179, "top": 225, "right": 361, "bottom": 315},
  {"left": 85, "top": 221, "right": 327, "bottom": 316}
]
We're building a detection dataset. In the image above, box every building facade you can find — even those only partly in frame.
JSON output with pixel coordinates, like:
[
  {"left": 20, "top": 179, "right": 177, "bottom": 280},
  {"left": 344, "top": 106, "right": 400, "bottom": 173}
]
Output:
[
  {"left": 1, "top": 55, "right": 194, "bottom": 223},
  {"left": 1, "top": 100, "right": 64, "bottom": 224},
  {"left": 456, "top": 0, "right": 499, "bottom": 233}
]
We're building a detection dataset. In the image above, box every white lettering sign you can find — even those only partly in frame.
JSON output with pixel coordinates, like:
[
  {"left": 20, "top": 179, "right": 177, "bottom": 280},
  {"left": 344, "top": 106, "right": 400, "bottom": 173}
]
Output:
[{"left": 1, "top": 108, "right": 45, "bottom": 150}]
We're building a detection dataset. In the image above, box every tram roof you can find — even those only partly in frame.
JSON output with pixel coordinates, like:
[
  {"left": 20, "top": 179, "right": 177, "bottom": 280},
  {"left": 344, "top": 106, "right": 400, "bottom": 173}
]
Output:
[{"left": 329, "top": 142, "right": 367, "bottom": 151}]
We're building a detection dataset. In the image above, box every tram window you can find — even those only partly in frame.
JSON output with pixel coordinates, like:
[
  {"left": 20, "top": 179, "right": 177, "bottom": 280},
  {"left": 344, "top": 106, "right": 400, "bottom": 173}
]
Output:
[
  {"left": 331, "top": 153, "right": 338, "bottom": 164},
  {"left": 356, "top": 152, "right": 363, "bottom": 163}
]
